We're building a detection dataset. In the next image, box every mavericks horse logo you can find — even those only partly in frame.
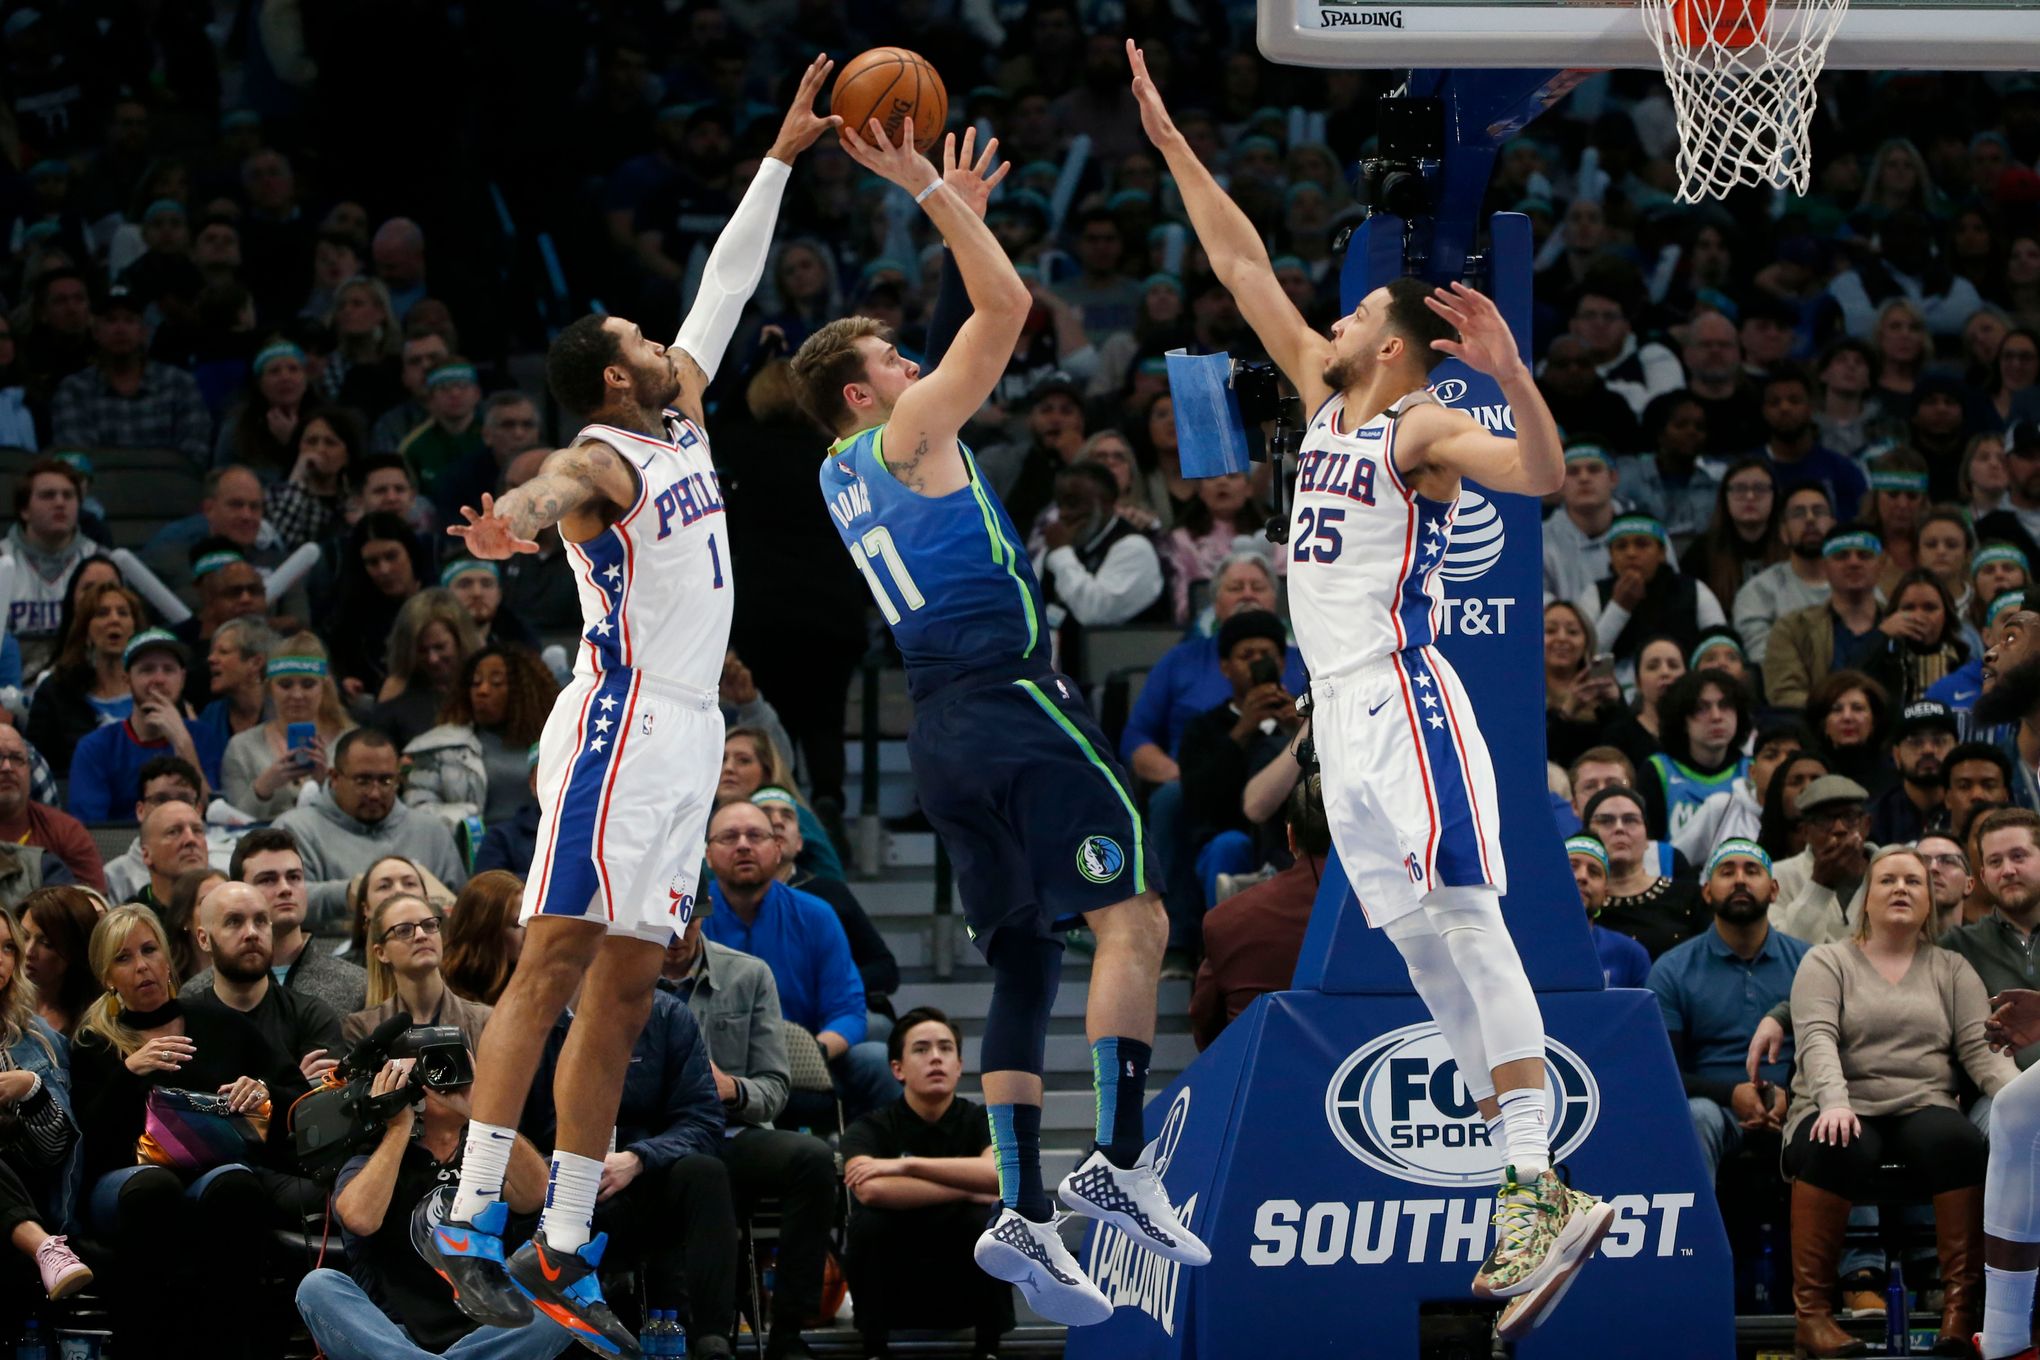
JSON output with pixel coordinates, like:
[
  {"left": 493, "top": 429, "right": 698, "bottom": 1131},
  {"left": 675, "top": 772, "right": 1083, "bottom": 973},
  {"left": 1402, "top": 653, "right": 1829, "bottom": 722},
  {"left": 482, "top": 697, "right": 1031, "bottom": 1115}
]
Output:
[{"left": 1076, "top": 836, "right": 1126, "bottom": 884}]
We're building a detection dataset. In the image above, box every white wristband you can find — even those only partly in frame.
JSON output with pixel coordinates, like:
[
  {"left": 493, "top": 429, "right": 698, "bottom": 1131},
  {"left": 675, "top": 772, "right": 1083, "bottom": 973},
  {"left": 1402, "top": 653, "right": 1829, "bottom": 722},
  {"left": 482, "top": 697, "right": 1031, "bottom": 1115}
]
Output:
[{"left": 915, "top": 179, "right": 942, "bottom": 204}]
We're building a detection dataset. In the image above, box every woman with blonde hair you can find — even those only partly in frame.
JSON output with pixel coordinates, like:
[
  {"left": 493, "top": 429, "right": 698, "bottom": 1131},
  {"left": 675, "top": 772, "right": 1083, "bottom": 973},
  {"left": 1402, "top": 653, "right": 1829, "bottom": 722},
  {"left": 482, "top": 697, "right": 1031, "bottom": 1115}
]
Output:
[
  {"left": 0, "top": 904, "right": 91, "bottom": 1299},
  {"left": 1783, "top": 842, "right": 2012, "bottom": 1356},
  {"left": 1871, "top": 298, "right": 1931, "bottom": 410},
  {"left": 25, "top": 580, "right": 144, "bottom": 776},
  {"left": 220, "top": 632, "right": 353, "bottom": 819},
  {"left": 322, "top": 275, "right": 404, "bottom": 415},
  {"left": 718, "top": 726, "right": 844, "bottom": 881},
  {"left": 345, "top": 891, "right": 491, "bottom": 1049},
  {"left": 340, "top": 853, "right": 436, "bottom": 959},
  {"left": 370, "top": 587, "right": 480, "bottom": 750},
  {"left": 70, "top": 903, "right": 307, "bottom": 1360},
  {"left": 440, "top": 870, "right": 525, "bottom": 1006}
]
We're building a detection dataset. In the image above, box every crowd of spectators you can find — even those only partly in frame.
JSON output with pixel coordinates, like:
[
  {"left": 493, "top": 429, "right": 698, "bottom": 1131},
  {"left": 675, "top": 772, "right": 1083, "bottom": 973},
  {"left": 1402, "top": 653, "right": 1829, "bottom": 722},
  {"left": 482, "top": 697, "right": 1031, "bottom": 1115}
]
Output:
[{"left": 2, "top": 0, "right": 2040, "bottom": 1355}]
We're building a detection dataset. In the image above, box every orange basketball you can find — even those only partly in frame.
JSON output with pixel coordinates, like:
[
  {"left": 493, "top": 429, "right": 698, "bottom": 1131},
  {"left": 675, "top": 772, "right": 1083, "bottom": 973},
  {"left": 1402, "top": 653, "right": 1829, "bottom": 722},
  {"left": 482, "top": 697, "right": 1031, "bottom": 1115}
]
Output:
[{"left": 830, "top": 47, "right": 948, "bottom": 155}]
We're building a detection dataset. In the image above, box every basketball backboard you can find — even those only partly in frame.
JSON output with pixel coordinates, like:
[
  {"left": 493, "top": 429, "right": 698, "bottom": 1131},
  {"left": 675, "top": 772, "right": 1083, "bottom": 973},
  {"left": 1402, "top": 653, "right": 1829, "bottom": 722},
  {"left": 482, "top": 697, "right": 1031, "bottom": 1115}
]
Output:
[{"left": 1259, "top": 0, "right": 2040, "bottom": 70}]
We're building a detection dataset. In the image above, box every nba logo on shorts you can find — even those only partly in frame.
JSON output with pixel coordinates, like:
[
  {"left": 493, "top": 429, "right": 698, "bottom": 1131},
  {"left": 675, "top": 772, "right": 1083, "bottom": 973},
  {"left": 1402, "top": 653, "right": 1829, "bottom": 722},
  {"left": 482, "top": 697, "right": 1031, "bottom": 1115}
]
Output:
[
  {"left": 1404, "top": 852, "right": 1424, "bottom": 883},
  {"left": 1076, "top": 835, "right": 1125, "bottom": 884}
]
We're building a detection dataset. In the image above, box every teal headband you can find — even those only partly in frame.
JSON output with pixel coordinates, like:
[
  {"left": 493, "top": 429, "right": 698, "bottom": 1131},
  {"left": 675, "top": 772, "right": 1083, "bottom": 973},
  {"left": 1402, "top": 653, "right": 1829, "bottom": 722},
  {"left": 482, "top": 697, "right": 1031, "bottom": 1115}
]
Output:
[
  {"left": 1976, "top": 544, "right": 2031, "bottom": 574},
  {"left": 1990, "top": 590, "right": 2028, "bottom": 627},
  {"left": 1270, "top": 255, "right": 1309, "bottom": 275},
  {"left": 1704, "top": 838, "right": 1773, "bottom": 878},
  {"left": 1143, "top": 273, "right": 1184, "bottom": 296},
  {"left": 426, "top": 363, "right": 477, "bottom": 391},
  {"left": 266, "top": 655, "right": 328, "bottom": 680},
  {"left": 1869, "top": 470, "right": 1929, "bottom": 494},
  {"left": 1564, "top": 836, "right": 1608, "bottom": 869},
  {"left": 1823, "top": 530, "right": 1883, "bottom": 558},
  {"left": 144, "top": 199, "right": 185, "bottom": 223},
  {"left": 1564, "top": 445, "right": 1611, "bottom": 468},
  {"left": 440, "top": 559, "right": 499, "bottom": 588},
  {"left": 122, "top": 629, "right": 181, "bottom": 668},
  {"left": 1607, "top": 514, "right": 1666, "bottom": 544},
  {"left": 1691, "top": 635, "right": 1745, "bottom": 669},
  {"left": 191, "top": 549, "right": 245, "bottom": 579},
  {"left": 750, "top": 786, "right": 798, "bottom": 810},
  {"left": 252, "top": 342, "right": 303, "bottom": 376}
]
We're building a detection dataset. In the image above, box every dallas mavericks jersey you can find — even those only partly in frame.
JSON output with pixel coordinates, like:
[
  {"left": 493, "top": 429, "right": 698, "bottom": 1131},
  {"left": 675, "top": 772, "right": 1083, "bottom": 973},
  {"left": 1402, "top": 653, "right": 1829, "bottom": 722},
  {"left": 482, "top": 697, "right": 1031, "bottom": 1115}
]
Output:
[
  {"left": 1288, "top": 389, "right": 1458, "bottom": 671},
  {"left": 818, "top": 424, "right": 1045, "bottom": 698},
  {"left": 565, "top": 411, "right": 731, "bottom": 692},
  {"left": 1650, "top": 753, "right": 1750, "bottom": 841}
]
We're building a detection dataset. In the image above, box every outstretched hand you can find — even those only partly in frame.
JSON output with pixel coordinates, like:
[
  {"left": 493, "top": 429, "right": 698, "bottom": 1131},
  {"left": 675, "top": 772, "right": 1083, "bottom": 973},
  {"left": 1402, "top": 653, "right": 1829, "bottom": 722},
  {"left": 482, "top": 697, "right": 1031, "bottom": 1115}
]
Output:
[
  {"left": 839, "top": 117, "right": 938, "bottom": 195},
  {"left": 767, "top": 53, "right": 844, "bottom": 162},
  {"left": 942, "top": 127, "right": 1009, "bottom": 220},
  {"left": 1423, "top": 282, "right": 1527, "bottom": 383},
  {"left": 1126, "top": 39, "right": 1181, "bottom": 149},
  {"left": 447, "top": 493, "right": 541, "bottom": 559}
]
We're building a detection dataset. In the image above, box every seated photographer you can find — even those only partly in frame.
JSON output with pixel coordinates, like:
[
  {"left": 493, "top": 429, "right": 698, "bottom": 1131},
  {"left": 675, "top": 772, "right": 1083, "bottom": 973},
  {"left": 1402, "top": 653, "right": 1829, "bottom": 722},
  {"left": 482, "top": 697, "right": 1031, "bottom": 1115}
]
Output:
[
  {"left": 299, "top": 1055, "right": 573, "bottom": 1360},
  {"left": 662, "top": 903, "right": 836, "bottom": 1360},
  {"left": 179, "top": 883, "right": 346, "bottom": 1091},
  {"left": 520, "top": 979, "right": 738, "bottom": 1359},
  {"left": 841, "top": 1007, "right": 1012, "bottom": 1360},
  {"left": 71, "top": 903, "right": 312, "bottom": 1360},
  {"left": 1177, "top": 608, "right": 1303, "bottom": 909},
  {"left": 184, "top": 829, "right": 367, "bottom": 1016},
  {"left": 345, "top": 893, "right": 491, "bottom": 1050}
]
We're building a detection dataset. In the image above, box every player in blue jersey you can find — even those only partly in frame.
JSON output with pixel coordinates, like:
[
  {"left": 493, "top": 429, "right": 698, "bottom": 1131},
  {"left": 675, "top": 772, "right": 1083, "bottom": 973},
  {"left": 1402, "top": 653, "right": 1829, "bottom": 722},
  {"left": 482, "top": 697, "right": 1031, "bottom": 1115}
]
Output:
[{"left": 790, "top": 120, "right": 1209, "bottom": 1325}]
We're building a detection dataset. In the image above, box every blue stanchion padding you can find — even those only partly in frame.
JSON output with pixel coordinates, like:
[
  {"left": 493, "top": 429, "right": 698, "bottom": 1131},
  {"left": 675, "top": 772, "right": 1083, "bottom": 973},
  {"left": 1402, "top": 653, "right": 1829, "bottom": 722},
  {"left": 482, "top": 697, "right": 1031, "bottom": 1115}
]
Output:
[{"left": 1164, "top": 349, "right": 1253, "bottom": 479}]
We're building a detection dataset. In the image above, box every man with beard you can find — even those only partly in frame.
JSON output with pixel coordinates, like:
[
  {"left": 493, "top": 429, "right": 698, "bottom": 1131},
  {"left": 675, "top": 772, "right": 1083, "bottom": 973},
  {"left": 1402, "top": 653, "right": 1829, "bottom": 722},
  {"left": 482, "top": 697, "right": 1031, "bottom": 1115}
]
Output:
[
  {"left": 1869, "top": 700, "right": 1960, "bottom": 843},
  {"left": 1756, "top": 365, "right": 1866, "bottom": 521},
  {"left": 1732, "top": 485, "right": 1834, "bottom": 663},
  {"left": 1761, "top": 525, "right": 1889, "bottom": 710},
  {"left": 416, "top": 60, "right": 841, "bottom": 1354},
  {"left": 1943, "top": 808, "right": 2040, "bottom": 1075},
  {"left": 1647, "top": 839, "right": 1808, "bottom": 1181},
  {"left": 182, "top": 882, "right": 345, "bottom": 1081},
  {"left": 1949, "top": 743, "right": 2020, "bottom": 841},
  {"left": 1973, "top": 608, "right": 2040, "bottom": 811}
]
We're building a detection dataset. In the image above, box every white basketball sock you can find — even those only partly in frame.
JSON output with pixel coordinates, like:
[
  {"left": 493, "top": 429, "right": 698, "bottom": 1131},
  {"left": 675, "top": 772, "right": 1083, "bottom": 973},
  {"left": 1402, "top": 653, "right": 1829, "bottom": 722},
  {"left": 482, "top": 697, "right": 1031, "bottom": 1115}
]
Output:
[
  {"left": 1497, "top": 1087, "right": 1550, "bottom": 1179},
  {"left": 1982, "top": 1266, "right": 2037, "bottom": 1359},
  {"left": 452, "top": 1121, "right": 516, "bottom": 1223},
  {"left": 539, "top": 1149, "right": 605, "bottom": 1252}
]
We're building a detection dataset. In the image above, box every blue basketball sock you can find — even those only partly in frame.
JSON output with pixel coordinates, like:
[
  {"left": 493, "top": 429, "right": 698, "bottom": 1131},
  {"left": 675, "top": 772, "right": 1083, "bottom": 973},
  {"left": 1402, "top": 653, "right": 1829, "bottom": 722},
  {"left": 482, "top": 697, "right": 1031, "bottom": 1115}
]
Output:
[
  {"left": 989, "top": 1103, "right": 1050, "bottom": 1221},
  {"left": 1092, "top": 1036, "right": 1152, "bottom": 1168}
]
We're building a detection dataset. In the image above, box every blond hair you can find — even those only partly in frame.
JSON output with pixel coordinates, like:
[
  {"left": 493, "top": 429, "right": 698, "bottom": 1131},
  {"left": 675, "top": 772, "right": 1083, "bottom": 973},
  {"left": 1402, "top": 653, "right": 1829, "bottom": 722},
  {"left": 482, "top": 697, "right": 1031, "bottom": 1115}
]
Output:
[
  {"left": 364, "top": 893, "right": 437, "bottom": 1007},
  {"left": 788, "top": 316, "right": 890, "bottom": 436},
  {"left": 0, "top": 906, "right": 48, "bottom": 1060},
  {"left": 74, "top": 904, "right": 182, "bottom": 1060},
  {"left": 270, "top": 630, "right": 352, "bottom": 736},
  {"left": 1854, "top": 843, "right": 1936, "bottom": 944}
]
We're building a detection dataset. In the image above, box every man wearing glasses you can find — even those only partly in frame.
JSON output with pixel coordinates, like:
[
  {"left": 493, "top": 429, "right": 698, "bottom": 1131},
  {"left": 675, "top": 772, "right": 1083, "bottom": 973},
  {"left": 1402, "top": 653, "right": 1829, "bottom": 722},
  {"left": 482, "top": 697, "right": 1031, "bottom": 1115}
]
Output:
[
  {"left": 276, "top": 729, "right": 467, "bottom": 927},
  {"left": 1731, "top": 484, "right": 1835, "bottom": 665}
]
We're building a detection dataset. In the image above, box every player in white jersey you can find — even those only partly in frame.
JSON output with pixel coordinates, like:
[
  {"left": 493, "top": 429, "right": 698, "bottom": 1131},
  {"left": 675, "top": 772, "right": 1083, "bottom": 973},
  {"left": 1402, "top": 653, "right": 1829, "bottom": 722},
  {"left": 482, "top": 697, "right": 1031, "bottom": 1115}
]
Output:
[
  {"left": 411, "top": 57, "right": 841, "bottom": 1358},
  {"left": 1130, "top": 41, "right": 1612, "bottom": 1339}
]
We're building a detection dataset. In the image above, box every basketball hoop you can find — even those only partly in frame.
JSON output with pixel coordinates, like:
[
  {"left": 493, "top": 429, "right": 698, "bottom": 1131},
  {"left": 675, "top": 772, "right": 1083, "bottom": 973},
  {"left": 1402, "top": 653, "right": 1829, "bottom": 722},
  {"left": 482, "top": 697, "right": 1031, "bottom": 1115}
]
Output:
[{"left": 1641, "top": 0, "right": 1851, "bottom": 202}]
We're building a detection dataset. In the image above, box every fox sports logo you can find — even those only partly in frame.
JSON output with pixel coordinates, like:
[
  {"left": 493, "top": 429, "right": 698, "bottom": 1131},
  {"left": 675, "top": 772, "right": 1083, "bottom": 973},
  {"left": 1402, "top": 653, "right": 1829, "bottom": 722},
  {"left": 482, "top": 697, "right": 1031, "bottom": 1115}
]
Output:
[{"left": 1324, "top": 1024, "right": 1600, "bottom": 1188}]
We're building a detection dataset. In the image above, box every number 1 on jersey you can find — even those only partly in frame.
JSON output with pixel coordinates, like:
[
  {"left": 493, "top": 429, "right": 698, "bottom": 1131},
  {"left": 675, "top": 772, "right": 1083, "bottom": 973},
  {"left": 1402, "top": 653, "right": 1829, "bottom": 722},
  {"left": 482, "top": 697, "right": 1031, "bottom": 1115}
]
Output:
[
  {"left": 708, "top": 533, "right": 725, "bottom": 588},
  {"left": 849, "top": 525, "right": 926, "bottom": 624}
]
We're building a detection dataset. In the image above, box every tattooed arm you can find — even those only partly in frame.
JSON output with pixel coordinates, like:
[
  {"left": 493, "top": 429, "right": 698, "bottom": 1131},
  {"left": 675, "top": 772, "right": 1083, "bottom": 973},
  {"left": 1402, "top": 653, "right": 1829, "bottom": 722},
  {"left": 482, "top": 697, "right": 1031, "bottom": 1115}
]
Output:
[{"left": 446, "top": 441, "right": 640, "bottom": 557}]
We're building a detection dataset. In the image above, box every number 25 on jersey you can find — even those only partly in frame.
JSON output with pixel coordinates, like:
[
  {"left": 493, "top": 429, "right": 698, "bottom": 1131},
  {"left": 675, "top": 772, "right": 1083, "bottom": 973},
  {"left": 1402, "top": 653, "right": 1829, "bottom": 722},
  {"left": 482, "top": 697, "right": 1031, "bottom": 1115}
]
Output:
[{"left": 848, "top": 525, "right": 926, "bottom": 624}]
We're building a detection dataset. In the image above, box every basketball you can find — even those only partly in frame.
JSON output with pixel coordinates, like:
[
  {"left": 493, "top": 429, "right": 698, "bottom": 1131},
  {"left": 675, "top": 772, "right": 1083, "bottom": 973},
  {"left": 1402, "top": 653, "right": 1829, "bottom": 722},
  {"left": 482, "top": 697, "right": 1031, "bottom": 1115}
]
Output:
[{"left": 829, "top": 47, "right": 947, "bottom": 155}]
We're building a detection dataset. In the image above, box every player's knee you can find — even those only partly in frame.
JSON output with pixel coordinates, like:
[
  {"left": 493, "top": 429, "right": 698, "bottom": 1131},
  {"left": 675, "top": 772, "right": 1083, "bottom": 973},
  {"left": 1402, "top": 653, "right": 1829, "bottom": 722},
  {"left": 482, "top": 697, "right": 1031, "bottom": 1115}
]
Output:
[{"left": 1091, "top": 894, "right": 1167, "bottom": 964}]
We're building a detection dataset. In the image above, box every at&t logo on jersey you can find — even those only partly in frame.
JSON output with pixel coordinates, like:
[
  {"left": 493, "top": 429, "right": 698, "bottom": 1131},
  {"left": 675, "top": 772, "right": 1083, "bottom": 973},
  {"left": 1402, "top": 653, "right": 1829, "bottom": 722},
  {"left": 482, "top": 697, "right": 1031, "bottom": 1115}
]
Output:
[{"left": 1324, "top": 1024, "right": 1597, "bottom": 1187}]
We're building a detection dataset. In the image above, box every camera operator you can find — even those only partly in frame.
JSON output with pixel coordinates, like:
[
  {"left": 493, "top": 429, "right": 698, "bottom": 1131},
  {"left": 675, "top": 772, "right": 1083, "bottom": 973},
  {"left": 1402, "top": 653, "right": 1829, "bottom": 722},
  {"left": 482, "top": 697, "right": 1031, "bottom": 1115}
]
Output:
[{"left": 297, "top": 1055, "right": 572, "bottom": 1360}]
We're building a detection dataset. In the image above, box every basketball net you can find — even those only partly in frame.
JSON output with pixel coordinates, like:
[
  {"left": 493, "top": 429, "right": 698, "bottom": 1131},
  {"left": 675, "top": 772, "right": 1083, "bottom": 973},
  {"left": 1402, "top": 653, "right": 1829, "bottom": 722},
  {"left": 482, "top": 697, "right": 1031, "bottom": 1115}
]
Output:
[{"left": 1640, "top": 0, "right": 1850, "bottom": 201}]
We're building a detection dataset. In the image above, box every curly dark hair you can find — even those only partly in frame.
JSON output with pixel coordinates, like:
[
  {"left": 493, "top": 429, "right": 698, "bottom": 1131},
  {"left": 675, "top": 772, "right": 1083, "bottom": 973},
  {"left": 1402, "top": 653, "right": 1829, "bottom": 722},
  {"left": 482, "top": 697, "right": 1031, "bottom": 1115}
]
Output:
[
  {"left": 546, "top": 313, "right": 624, "bottom": 415},
  {"left": 438, "top": 644, "right": 558, "bottom": 747}
]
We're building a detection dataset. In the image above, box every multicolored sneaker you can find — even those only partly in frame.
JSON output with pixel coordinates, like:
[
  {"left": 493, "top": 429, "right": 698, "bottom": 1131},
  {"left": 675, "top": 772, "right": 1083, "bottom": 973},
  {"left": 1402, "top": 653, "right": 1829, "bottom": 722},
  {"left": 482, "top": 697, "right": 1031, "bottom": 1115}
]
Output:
[
  {"left": 410, "top": 1187, "right": 533, "bottom": 1328},
  {"left": 1493, "top": 1183, "right": 1610, "bottom": 1338},
  {"left": 505, "top": 1228, "right": 640, "bottom": 1357},
  {"left": 973, "top": 1208, "right": 1113, "bottom": 1326},
  {"left": 1471, "top": 1167, "right": 1614, "bottom": 1303},
  {"left": 1057, "top": 1140, "right": 1211, "bottom": 1266}
]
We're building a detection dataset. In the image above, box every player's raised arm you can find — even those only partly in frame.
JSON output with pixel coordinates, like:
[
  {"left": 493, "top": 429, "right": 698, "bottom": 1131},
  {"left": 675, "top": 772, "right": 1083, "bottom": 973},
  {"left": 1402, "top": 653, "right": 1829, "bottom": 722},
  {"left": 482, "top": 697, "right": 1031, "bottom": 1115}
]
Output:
[
  {"left": 1127, "top": 39, "right": 1331, "bottom": 411},
  {"left": 1402, "top": 283, "right": 1565, "bottom": 497},
  {"left": 447, "top": 441, "right": 637, "bottom": 557},
  {"left": 668, "top": 53, "right": 843, "bottom": 417},
  {"left": 840, "top": 116, "right": 1029, "bottom": 493}
]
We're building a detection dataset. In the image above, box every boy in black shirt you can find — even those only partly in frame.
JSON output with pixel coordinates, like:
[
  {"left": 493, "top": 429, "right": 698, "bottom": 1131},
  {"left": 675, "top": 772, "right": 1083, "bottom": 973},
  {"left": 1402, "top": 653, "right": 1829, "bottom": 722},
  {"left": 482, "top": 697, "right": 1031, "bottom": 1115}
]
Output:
[{"left": 840, "top": 1008, "right": 1014, "bottom": 1359}]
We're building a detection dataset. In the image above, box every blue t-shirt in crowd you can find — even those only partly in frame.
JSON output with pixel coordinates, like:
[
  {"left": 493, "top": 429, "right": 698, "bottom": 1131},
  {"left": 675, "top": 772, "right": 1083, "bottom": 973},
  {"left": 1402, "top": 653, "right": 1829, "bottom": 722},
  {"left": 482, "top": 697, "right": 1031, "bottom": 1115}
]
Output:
[
  {"left": 67, "top": 717, "right": 227, "bottom": 823},
  {"left": 1648, "top": 924, "right": 1812, "bottom": 1090},
  {"left": 1118, "top": 634, "right": 1308, "bottom": 763},
  {"left": 1594, "top": 924, "right": 1652, "bottom": 989},
  {"left": 702, "top": 879, "right": 867, "bottom": 1044}
]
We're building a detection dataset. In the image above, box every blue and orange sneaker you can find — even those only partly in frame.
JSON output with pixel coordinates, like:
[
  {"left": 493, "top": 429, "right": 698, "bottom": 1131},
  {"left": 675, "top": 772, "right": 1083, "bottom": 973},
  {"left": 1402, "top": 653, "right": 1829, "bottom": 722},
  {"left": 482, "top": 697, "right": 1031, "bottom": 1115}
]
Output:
[
  {"left": 410, "top": 1187, "right": 532, "bottom": 1328},
  {"left": 505, "top": 1227, "right": 639, "bottom": 1358}
]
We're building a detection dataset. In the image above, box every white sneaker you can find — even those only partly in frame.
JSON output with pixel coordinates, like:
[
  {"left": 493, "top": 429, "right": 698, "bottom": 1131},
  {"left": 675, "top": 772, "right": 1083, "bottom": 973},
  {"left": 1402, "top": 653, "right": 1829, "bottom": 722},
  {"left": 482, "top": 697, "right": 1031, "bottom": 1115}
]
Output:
[
  {"left": 974, "top": 1208, "right": 1112, "bottom": 1326},
  {"left": 1057, "top": 1141, "right": 1212, "bottom": 1266}
]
